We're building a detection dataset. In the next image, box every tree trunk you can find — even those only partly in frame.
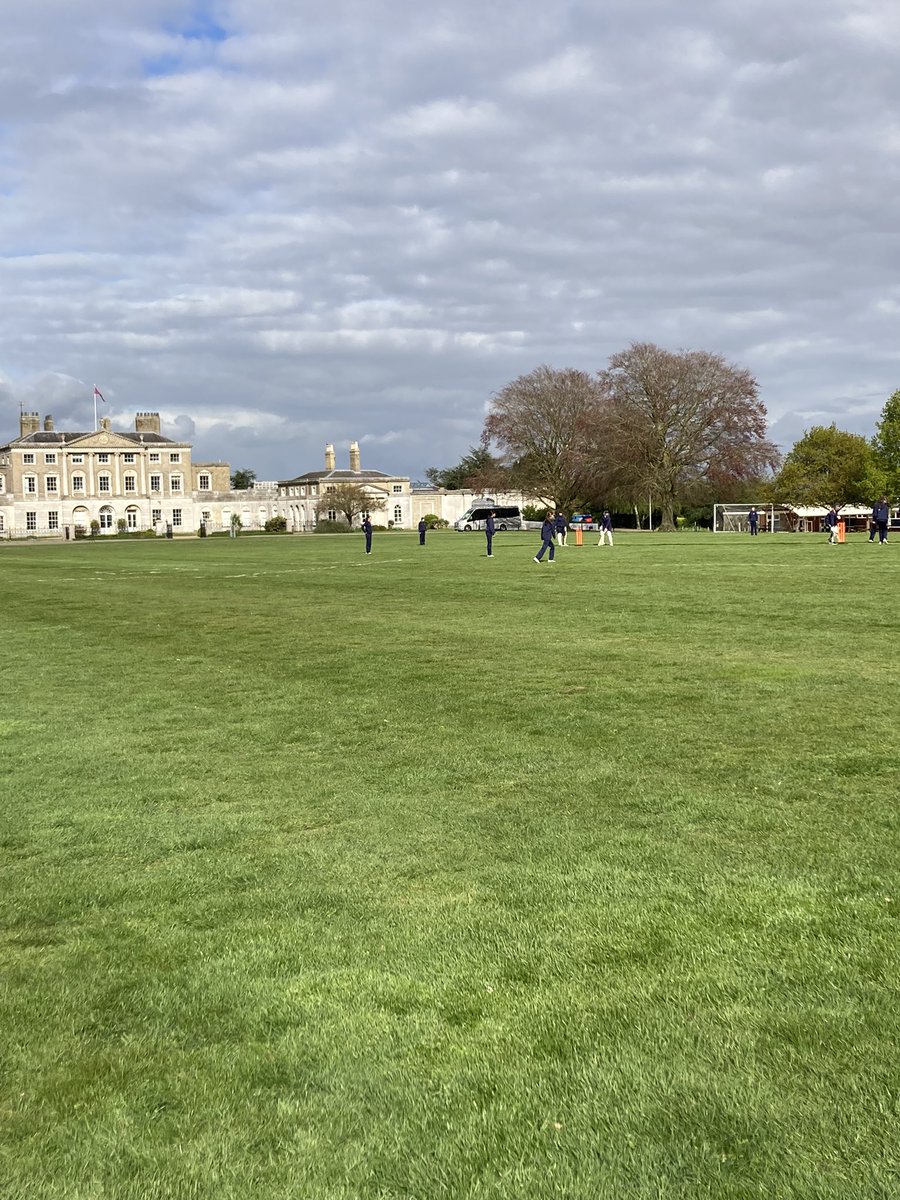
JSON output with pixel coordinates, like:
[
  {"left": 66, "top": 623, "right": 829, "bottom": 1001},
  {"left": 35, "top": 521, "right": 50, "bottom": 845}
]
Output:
[{"left": 658, "top": 499, "right": 676, "bottom": 531}]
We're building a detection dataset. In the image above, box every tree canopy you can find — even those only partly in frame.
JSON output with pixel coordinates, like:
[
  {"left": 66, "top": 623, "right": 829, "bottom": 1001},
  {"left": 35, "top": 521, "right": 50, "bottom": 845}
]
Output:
[
  {"left": 597, "top": 343, "right": 780, "bottom": 530},
  {"left": 315, "top": 483, "right": 385, "bottom": 526},
  {"left": 772, "top": 424, "right": 886, "bottom": 506},
  {"left": 482, "top": 365, "right": 601, "bottom": 510},
  {"left": 424, "top": 446, "right": 506, "bottom": 491},
  {"left": 230, "top": 468, "right": 256, "bottom": 490},
  {"left": 872, "top": 389, "right": 900, "bottom": 498}
]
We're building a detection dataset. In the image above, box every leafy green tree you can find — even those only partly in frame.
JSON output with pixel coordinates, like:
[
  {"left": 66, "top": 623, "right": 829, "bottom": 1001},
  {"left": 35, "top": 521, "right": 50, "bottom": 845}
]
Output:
[
  {"left": 230, "top": 468, "right": 256, "bottom": 490},
  {"left": 872, "top": 389, "right": 900, "bottom": 498},
  {"left": 772, "top": 424, "right": 886, "bottom": 505},
  {"left": 424, "top": 446, "right": 506, "bottom": 491}
]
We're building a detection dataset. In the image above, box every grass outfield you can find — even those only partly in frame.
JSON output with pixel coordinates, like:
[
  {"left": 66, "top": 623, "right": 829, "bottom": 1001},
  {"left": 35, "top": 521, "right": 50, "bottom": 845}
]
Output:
[{"left": 1, "top": 530, "right": 899, "bottom": 1200}]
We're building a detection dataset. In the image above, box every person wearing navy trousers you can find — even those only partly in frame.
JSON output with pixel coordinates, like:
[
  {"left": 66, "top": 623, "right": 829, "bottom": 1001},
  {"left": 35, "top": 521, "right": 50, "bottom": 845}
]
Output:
[
  {"left": 871, "top": 497, "right": 890, "bottom": 543},
  {"left": 418, "top": 518, "right": 427, "bottom": 545},
  {"left": 748, "top": 507, "right": 759, "bottom": 536},
  {"left": 534, "top": 513, "right": 555, "bottom": 563},
  {"left": 363, "top": 515, "right": 372, "bottom": 554},
  {"left": 485, "top": 511, "right": 495, "bottom": 557}
]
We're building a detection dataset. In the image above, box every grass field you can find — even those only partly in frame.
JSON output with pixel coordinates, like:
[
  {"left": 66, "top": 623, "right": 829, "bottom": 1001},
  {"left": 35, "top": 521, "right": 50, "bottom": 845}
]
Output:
[{"left": 1, "top": 529, "right": 899, "bottom": 1200}]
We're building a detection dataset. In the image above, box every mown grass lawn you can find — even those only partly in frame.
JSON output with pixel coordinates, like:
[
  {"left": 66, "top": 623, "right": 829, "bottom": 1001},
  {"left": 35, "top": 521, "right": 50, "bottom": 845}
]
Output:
[{"left": 1, "top": 530, "right": 898, "bottom": 1200}]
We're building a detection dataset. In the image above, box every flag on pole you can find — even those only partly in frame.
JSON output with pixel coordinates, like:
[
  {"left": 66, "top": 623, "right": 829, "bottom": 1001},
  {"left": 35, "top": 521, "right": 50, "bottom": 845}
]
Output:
[{"left": 93, "top": 386, "right": 105, "bottom": 403}]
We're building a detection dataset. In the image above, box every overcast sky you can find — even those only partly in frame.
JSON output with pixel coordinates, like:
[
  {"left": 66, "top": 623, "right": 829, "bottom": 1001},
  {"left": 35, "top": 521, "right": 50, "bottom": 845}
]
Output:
[{"left": 1, "top": 0, "right": 898, "bottom": 480}]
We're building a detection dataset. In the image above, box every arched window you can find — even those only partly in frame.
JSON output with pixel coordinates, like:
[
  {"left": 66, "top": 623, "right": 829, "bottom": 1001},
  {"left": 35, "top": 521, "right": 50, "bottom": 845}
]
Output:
[{"left": 99, "top": 505, "right": 114, "bottom": 530}]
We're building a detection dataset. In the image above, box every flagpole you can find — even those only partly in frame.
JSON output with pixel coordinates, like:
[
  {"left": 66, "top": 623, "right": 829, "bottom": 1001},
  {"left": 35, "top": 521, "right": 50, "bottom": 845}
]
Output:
[{"left": 93, "top": 387, "right": 98, "bottom": 432}]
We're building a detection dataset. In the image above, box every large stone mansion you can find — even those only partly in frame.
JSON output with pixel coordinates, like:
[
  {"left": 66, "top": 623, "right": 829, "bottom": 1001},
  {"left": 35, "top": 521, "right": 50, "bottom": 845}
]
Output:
[{"left": 0, "top": 409, "right": 528, "bottom": 538}]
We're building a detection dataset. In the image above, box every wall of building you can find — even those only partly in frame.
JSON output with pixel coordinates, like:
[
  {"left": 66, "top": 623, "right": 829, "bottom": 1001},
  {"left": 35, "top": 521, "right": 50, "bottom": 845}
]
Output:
[{"left": 410, "top": 489, "right": 533, "bottom": 526}]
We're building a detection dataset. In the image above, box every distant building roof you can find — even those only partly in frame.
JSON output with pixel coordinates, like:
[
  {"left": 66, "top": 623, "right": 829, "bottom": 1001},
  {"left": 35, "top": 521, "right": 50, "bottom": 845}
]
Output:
[
  {"left": 2, "top": 429, "right": 184, "bottom": 449},
  {"left": 278, "top": 468, "right": 404, "bottom": 486}
]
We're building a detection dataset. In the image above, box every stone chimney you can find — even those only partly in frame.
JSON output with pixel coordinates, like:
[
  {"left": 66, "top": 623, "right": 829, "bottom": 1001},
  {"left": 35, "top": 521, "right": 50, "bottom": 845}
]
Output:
[
  {"left": 44, "top": 415, "right": 55, "bottom": 432},
  {"left": 135, "top": 412, "right": 161, "bottom": 435},
  {"left": 349, "top": 440, "right": 360, "bottom": 472},
  {"left": 325, "top": 443, "right": 335, "bottom": 470},
  {"left": 19, "top": 411, "right": 40, "bottom": 437}
]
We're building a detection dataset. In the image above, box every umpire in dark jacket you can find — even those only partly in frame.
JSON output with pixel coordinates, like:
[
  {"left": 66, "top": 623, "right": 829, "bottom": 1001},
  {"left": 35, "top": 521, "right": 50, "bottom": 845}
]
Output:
[
  {"left": 485, "top": 511, "right": 495, "bottom": 557},
  {"left": 871, "top": 497, "right": 890, "bottom": 544}
]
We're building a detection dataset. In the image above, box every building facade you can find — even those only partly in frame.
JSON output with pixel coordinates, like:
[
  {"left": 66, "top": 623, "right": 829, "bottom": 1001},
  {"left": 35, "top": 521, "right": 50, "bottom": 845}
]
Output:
[
  {"left": 277, "top": 441, "right": 412, "bottom": 530},
  {"left": 0, "top": 410, "right": 225, "bottom": 537},
  {"left": 1, "top": 411, "right": 532, "bottom": 539}
]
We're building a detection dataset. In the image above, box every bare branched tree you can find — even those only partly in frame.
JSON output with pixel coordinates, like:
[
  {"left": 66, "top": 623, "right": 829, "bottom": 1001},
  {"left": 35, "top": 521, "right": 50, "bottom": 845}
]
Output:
[
  {"left": 315, "top": 483, "right": 386, "bottom": 526},
  {"left": 599, "top": 343, "right": 780, "bottom": 530},
  {"left": 482, "top": 365, "right": 602, "bottom": 510}
]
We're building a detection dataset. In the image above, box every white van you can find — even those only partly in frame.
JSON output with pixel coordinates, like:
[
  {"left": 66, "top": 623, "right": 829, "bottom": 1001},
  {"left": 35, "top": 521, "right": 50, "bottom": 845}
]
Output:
[{"left": 454, "top": 502, "right": 522, "bottom": 532}]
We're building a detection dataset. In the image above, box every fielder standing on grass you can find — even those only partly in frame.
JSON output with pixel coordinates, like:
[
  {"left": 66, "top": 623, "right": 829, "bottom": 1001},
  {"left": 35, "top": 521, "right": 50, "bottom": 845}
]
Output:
[
  {"left": 825, "top": 505, "right": 840, "bottom": 545},
  {"left": 598, "top": 510, "right": 614, "bottom": 546},
  {"left": 363, "top": 514, "right": 373, "bottom": 555},
  {"left": 418, "top": 517, "right": 427, "bottom": 546},
  {"left": 555, "top": 510, "right": 568, "bottom": 547},
  {"left": 485, "top": 510, "right": 495, "bottom": 558},
  {"left": 534, "top": 512, "right": 556, "bottom": 564}
]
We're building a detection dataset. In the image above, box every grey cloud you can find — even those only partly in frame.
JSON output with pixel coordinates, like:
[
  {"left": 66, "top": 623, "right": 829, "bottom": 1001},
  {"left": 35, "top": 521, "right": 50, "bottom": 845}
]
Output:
[{"left": 1, "top": 0, "right": 898, "bottom": 478}]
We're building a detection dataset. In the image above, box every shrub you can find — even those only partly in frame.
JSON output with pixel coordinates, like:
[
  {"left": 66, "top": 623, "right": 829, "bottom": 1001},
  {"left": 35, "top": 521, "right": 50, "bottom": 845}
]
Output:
[
  {"left": 522, "top": 505, "right": 546, "bottom": 522},
  {"left": 422, "top": 513, "right": 449, "bottom": 529},
  {"left": 264, "top": 515, "right": 288, "bottom": 533},
  {"left": 314, "top": 520, "right": 353, "bottom": 534},
  {"left": 89, "top": 520, "right": 100, "bottom": 536},
  {"left": 117, "top": 518, "right": 128, "bottom": 533},
  {"left": 74, "top": 527, "right": 86, "bottom": 539}
]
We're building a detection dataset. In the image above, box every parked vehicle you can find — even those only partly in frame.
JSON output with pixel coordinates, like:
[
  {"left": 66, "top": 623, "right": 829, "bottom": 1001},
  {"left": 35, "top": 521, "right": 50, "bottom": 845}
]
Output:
[
  {"left": 454, "top": 502, "right": 522, "bottom": 532},
  {"left": 569, "top": 512, "right": 598, "bottom": 529}
]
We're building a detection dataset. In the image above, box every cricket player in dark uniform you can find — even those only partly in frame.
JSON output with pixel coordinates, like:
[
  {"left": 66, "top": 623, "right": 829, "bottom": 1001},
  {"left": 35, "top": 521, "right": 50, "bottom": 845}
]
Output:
[{"left": 534, "top": 513, "right": 555, "bottom": 563}]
